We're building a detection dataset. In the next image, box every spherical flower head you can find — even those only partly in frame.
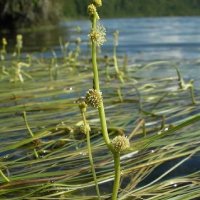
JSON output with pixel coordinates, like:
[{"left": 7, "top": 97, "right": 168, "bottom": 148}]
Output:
[
  {"left": 89, "top": 24, "right": 106, "bottom": 46},
  {"left": 93, "top": 0, "right": 102, "bottom": 7},
  {"left": 112, "top": 135, "right": 130, "bottom": 153},
  {"left": 85, "top": 89, "right": 102, "bottom": 108},
  {"left": 80, "top": 122, "right": 91, "bottom": 135}
]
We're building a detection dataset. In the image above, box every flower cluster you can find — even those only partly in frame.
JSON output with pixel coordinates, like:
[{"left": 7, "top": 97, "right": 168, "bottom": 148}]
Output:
[
  {"left": 87, "top": 4, "right": 97, "bottom": 16},
  {"left": 88, "top": 4, "right": 99, "bottom": 20},
  {"left": 112, "top": 135, "right": 130, "bottom": 153},
  {"left": 85, "top": 89, "right": 102, "bottom": 108},
  {"left": 80, "top": 122, "right": 91, "bottom": 135},
  {"left": 89, "top": 24, "right": 106, "bottom": 46}
]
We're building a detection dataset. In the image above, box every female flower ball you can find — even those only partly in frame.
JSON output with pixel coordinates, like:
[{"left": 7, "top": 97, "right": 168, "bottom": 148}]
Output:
[
  {"left": 85, "top": 89, "right": 102, "bottom": 108},
  {"left": 112, "top": 135, "right": 130, "bottom": 153},
  {"left": 80, "top": 122, "right": 91, "bottom": 135}
]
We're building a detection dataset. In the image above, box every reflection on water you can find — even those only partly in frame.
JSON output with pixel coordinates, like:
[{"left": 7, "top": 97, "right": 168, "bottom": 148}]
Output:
[{"left": 0, "top": 25, "right": 71, "bottom": 52}]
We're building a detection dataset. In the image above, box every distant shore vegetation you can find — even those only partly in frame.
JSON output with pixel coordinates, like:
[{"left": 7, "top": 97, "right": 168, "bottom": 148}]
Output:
[
  {"left": 63, "top": 0, "right": 200, "bottom": 18},
  {"left": 1, "top": 0, "right": 200, "bottom": 30}
]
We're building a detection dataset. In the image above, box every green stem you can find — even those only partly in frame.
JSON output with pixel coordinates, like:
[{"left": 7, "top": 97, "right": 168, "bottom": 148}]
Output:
[
  {"left": 23, "top": 111, "right": 34, "bottom": 137},
  {"left": 0, "top": 169, "right": 10, "bottom": 183},
  {"left": 91, "top": 16, "right": 111, "bottom": 149},
  {"left": 117, "top": 87, "right": 123, "bottom": 102},
  {"left": 23, "top": 111, "right": 39, "bottom": 159},
  {"left": 81, "top": 111, "right": 101, "bottom": 200},
  {"left": 112, "top": 153, "right": 121, "bottom": 200},
  {"left": 189, "top": 84, "right": 196, "bottom": 105},
  {"left": 90, "top": 8, "right": 121, "bottom": 199},
  {"left": 113, "top": 45, "right": 124, "bottom": 83}
]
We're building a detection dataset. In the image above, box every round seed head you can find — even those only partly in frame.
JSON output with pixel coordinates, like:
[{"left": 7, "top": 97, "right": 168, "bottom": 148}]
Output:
[
  {"left": 112, "top": 135, "right": 130, "bottom": 153},
  {"left": 80, "top": 122, "right": 91, "bottom": 135},
  {"left": 85, "top": 89, "right": 102, "bottom": 108}
]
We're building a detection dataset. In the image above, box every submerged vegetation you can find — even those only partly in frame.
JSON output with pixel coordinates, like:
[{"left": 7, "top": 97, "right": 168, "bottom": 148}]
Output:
[{"left": 0, "top": 0, "right": 200, "bottom": 199}]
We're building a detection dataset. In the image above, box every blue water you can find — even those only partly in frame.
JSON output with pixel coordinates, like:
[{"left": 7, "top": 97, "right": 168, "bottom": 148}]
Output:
[
  {"left": 62, "top": 17, "right": 200, "bottom": 86},
  {"left": 2, "top": 17, "right": 200, "bottom": 83},
  {"left": 64, "top": 17, "right": 200, "bottom": 60}
]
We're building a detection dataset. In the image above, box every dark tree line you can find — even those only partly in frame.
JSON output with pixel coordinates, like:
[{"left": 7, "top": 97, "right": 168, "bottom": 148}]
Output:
[
  {"left": 1, "top": 0, "right": 200, "bottom": 30},
  {"left": 0, "top": 0, "right": 61, "bottom": 29},
  {"left": 63, "top": 0, "right": 200, "bottom": 18}
]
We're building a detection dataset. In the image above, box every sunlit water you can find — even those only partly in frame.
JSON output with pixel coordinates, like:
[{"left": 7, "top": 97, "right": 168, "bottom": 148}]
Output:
[
  {"left": 66, "top": 17, "right": 200, "bottom": 61},
  {"left": 2, "top": 17, "right": 200, "bottom": 85},
  {"left": 2, "top": 17, "right": 200, "bottom": 59},
  {"left": 0, "top": 17, "right": 200, "bottom": 189},
  {"left": 64, "top": 17, "right": 200, "bottom": 86}
]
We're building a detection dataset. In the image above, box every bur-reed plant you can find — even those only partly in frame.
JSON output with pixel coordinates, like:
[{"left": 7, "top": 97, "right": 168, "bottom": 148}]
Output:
[
  {"left": 86, "top": 1, "right": 130, "bottom": 199},
  {"left": 78, "top": 98, "right": 101, "bottom": 199}
]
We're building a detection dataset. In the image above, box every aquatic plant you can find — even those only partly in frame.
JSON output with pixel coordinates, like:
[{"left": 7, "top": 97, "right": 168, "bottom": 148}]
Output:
[
  {"left": 0, "top": 3, "right": 199, "bottom": 200},
  {"left": 113, "top": 30, "right": 124, "bottom": 83},
  {"left": 87, "top": 1, "right": 131, "bottom": 199}
]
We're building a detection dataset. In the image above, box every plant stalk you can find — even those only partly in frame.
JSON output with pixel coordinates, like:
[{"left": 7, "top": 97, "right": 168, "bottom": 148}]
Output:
[
  {"left": 0, "top": 169, "right": 10, "bottom": 183},
  {"left": 81, "top": 109, "right": 101, "bottom": 200},
  {"left": 112, "top": 153, "right": 121, "bottom": 200},
  {"left": 23, "top": 111, "right": 39, "bottom": 159},
  {"left": 91, "top": 16, "right": 111, "bottom": 150}
]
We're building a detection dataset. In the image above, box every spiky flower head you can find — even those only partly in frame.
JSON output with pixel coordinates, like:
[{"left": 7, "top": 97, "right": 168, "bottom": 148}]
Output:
[
  {"left": 112, "top": 135, "right": 130, "bottom": 153},
  {"left": 89, "top": 24, "right": 106, "bottom": 46},
  {"left": 80, "top": 122, "right": 91, "bottom": 135},
  {"left": 85, "top": 89, "right": 102, "bottom": 108},
  {"left": 93, "top": 0, "right": 102, "bottom": 7},
  {"left": 87, "top": 4, "right": 100, "bottom": 19}
]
